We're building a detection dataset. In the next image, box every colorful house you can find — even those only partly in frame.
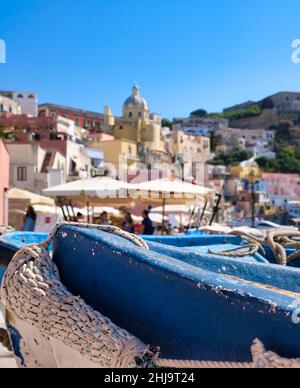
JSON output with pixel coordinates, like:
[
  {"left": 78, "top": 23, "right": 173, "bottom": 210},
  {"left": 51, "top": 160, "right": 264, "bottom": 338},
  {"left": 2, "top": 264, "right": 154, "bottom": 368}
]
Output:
[
  {"left": 262, "top": 173, "right": 300, "bottom": 208},
  {"left": 230, "top": 158, "right": 260, "bottom": 180}
]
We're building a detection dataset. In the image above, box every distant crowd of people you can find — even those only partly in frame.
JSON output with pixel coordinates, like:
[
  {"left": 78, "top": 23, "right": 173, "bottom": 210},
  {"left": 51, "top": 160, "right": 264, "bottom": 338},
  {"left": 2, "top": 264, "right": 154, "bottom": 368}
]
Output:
[
  {"left": 95, "top": 209, "right": 155, "bottom": 235},
  {"left": 22, "top": 205, "right": 156, "bottom": 236}
]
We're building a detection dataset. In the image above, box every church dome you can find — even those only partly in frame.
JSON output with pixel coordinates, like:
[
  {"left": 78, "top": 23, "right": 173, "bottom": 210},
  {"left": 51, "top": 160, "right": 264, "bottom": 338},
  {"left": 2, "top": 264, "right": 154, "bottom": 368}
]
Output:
[{"left": 123, "top": 85, "right": 149, "bottom": 111}]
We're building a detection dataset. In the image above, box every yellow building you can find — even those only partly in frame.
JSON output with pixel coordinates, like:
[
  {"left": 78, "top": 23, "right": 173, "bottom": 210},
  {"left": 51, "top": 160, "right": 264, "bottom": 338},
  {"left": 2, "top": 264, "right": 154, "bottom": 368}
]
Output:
[
  {"left": 113, "top": 85, "right": 165, "bottom": 163},
  {"left": 230, "top": 159, "right": 260, "bottom": 180},
  {"left": 172, "top": 130, "right": 212, "bottom": 163},
  {"left": 99, "top": 139, "right": 138, "bottom": 172}
]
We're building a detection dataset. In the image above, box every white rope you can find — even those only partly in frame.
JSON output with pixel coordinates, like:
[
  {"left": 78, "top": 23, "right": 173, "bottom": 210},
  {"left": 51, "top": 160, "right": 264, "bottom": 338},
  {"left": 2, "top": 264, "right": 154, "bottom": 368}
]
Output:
[
  {"left": 1, "top": 222, "right": 300, "bottom": 368},
  {"left": 217, "top": 229, "right": 300, "bottom": 266},
  {"left": 43, "top": 222, "right": 149, "bottom": 251},
  {"left": 157, "top": 340, "right": 300, "bottom": 368},
  {"left": 266, "top": 230, "right": 300, "bottom": 266},
  {"left": 208, "top": 243, "right": 261, "bottom": 258},
  {"left": 0, "top": 223, "right": 157, "bottom": 368},
  {"left": 0, "top": 226, "right": 14, "bottom": 236}
]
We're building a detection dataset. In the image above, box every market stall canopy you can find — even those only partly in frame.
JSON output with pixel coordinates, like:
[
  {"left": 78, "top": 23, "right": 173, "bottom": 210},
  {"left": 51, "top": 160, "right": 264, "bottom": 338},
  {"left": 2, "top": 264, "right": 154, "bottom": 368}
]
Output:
[
  {"left": 151, "top": 204, "right": 203, "bottom": 214},
  {"left": 43, "top": 177, "right": 132, "bottom": 197},
  {"left": 32, "top": 205, "right": 120, "bottom": 217},
  {"left": 43, "top": 177, "right": 136, "bottom": 207},
  {"left": 43, "top": 177, "right": 213, "bottom": 208},
  {"left": 8, "top": 188, "right": 55, "bottom": 206},
  {"left": 131, "top": 179, "right": 213, "bottom": 199}
]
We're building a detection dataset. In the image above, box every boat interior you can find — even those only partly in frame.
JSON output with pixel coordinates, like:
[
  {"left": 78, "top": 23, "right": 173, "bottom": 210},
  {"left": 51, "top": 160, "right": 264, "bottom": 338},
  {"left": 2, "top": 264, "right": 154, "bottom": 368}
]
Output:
[{"left": 49, "top": 224, "right": 300, "bottom": 361}]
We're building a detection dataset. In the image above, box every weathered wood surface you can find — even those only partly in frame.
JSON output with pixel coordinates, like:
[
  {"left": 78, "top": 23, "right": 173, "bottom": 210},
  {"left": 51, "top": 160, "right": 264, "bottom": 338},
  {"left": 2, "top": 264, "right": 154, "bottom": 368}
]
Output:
[{"left": 0, "top": 302, "right": 17, "bottom": 368}]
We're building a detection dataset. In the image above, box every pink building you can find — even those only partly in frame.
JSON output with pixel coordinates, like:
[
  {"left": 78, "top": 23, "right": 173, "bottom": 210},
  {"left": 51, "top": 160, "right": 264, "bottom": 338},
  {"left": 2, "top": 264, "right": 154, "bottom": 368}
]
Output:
[
  {"left": 262, "top": 173, "right": 300, "bottom": 196},
  {"left": 0, "top": 140, "right": 10, "bottom": 225},
  {"left": 262, "top": 173, "right": 300, "bottom": 206}
]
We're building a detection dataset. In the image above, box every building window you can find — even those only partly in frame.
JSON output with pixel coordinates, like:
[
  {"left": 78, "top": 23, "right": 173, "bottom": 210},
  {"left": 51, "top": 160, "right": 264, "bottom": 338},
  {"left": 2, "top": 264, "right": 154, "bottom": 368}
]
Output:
[
  {"left": 17, "top": 94, "right": 23, "bottom": 98},
  {"left": 128, "top": 112, "right": 133, "bottom": 118},
  {"left": 28, "top": 95, "right": 35, "bottom": 99},
  {"left": 75, "top": 117, "right": 79, "bottom": 125},
  {"left": 119, "top": 125, "right": 124, "bottom": 130},
  {"left": 17, "top": 167, "right": 27, "bottom": 181}
]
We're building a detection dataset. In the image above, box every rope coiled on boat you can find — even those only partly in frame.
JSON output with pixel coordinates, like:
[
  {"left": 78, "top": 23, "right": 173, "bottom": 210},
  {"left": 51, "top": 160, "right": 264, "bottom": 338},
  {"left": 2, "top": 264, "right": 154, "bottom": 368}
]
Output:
[
  {"left": 208, "top": 243, "right": 261, "bottom": 258},
  {"left": 209, "top": 229, "right": 300, "bottom": 266},
  {"left": 1, "top": 222, "right": 300, "bottom": 368},
  {"left": 1, "top": 223, "right": 156, "bottom": 368}
]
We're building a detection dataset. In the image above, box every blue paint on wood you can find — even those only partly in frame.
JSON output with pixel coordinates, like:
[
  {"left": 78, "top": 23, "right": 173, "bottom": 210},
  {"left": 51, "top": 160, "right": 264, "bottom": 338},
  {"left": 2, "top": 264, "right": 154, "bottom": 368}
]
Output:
[
  {"left": 147, "top": 241, "right": 300, "bottom": 294},
  {"left": 52, "top": 225, "right": 300, "bottom": 362},
  {"left": 0, "top": 232, "right": 50, "bottom": 265},
  {"left": 143, "top": 234, "right": 300, "bottom": 267},
  {"left": 0, "top": 266, "right": 6, "bottom": 282},
  {"left": 7, "top": 325, "right": 25, "bottom": 366}
]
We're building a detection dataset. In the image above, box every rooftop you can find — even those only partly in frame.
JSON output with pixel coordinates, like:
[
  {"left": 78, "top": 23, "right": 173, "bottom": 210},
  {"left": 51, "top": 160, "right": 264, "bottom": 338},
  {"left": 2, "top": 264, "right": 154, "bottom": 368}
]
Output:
[{"left": 39, "top": 103, "right": 105, "bottom": 119}]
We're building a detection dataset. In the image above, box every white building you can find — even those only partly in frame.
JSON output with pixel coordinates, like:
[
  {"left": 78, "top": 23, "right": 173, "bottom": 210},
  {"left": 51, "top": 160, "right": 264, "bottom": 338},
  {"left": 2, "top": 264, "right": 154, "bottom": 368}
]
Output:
[
  {"left": 173, "top": 117, "right": 229, "bottom": 137},
  {"left": 0, "top": 95, "right": 21, "bottom": 115},
  {"left": 0, "top": 91, "right": 38, "bottom": 117},
  {"left": 6, "top": 143, "right": 66, "bottom": 194},
  {"left": 216, "top": 127, "right": 276, "bottom": 158},
  {"left": 288, "top": 201, "right": 300, "bottom": 218}
]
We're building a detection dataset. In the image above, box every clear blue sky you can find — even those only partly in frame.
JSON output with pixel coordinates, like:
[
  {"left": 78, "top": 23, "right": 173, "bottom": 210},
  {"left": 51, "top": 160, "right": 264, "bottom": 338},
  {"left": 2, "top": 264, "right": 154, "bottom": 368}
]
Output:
[{"left": 1, "top": 0, "right": 300, "bottom": 118}]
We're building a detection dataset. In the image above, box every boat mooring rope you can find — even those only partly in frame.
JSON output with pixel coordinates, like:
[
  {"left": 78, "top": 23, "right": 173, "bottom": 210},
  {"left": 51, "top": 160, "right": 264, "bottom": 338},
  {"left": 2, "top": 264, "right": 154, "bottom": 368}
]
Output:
[
  {"left": 43, "top": 222, "right": 149, "bottom": 251},
  {"left": 0, "top": 226, "right": 15, "bottom": 236},
  {"left": 1, "top": 223, "right": 300, "bottom": 368},
  {"left": 208, "top": 243, "right": 261, "bottom": 258},
  {"left": 209, "top": 229, "right": 300, "bottom": 266},
  {"left": 1, "top": 223, "right": 155, "bottom": 368},
  {"left": 156, "top": 340, "right": 300, "bottom": 368}
]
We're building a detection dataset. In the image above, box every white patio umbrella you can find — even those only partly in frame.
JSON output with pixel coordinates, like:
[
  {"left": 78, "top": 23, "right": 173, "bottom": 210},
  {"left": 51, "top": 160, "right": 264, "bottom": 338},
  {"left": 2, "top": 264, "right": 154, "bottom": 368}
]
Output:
[
  {"left": 43, "top": 177, "right": 132, "bottom": 198},
  {"left": 131, "top": 179, "right": 213, "bottom": 231},
  {"left": 151, "top": 204, "right": 201, "bottom": 214},
  {"left": 131, "top": 179, "right": 212, "bottom": 200},
  {"left": 42, "top": 177, "right": 136, "bottom": 210},
  {"left": 8, "top": 188, "right": 55, "bottom": 206}
]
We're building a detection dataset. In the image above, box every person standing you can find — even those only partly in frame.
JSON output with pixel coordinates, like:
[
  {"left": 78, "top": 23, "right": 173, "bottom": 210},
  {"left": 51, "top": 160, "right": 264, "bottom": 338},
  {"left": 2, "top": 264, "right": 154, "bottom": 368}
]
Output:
[
  {"left": 97, "top": 211, "right": 110, "bottom": 225},
  {"left": 23, "top": 206, "right": 37, "bottom": 232},
  {"left": 142, "top": 210, "right": 154, "bottom": 235},
  {"left": 122, "top": 212, "right": 135, "bottom": 234}
]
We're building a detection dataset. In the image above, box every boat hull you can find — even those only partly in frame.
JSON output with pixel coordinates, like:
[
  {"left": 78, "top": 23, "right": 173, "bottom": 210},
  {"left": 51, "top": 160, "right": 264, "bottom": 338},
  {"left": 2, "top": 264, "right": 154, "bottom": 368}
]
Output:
[
  {"left": 6, "top": 312, "right": 100, "bottom": 368},
  {"left": 0, "top": 232, "right": 50, "bottom": 267},
  {"left": 52, "top": 226, "right": 300, "bottom": 362},
  {"left": 143, "top": 234, "right": 300, "bottom": 267},
  {"left": 4, "top": 225, "right": 300, "bottom": 367}
]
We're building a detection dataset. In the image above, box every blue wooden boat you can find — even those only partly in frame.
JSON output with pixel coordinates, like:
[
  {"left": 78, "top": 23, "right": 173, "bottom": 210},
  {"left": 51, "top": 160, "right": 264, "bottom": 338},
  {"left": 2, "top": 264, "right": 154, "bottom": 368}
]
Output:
[
  {"left": 143, "top": 234, "right": 300, "bottom": 267},
  {"left": 0, "top": 232, "right": 50, "bottom": 267},
  {"left": 2, "top": 224, "right": 300, "bottom": 368}
]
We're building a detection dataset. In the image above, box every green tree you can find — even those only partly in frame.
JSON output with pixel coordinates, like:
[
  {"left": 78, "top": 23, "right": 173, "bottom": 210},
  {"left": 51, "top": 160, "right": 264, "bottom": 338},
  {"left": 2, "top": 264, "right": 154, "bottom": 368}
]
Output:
[
  {"left": 222, "top": 105, "right": 262, "bottom": 121},
  {"left": 256, "top": 146, "right": 300, "bottom": 174},
  {"left": 210, "top": 147, "right": 253, "bottom": 166},
  {"left": 162, "top": 119, "right": 172, "bottom": 129},
  {"left": 190, "top": 109, "right": 208, "bottom": 118}
]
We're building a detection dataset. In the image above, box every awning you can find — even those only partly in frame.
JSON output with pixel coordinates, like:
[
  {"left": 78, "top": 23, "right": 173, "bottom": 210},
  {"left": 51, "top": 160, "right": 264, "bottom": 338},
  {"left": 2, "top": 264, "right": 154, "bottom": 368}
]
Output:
[{"left": 8, "top": 188, "right": 55, "bottom": 206}]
